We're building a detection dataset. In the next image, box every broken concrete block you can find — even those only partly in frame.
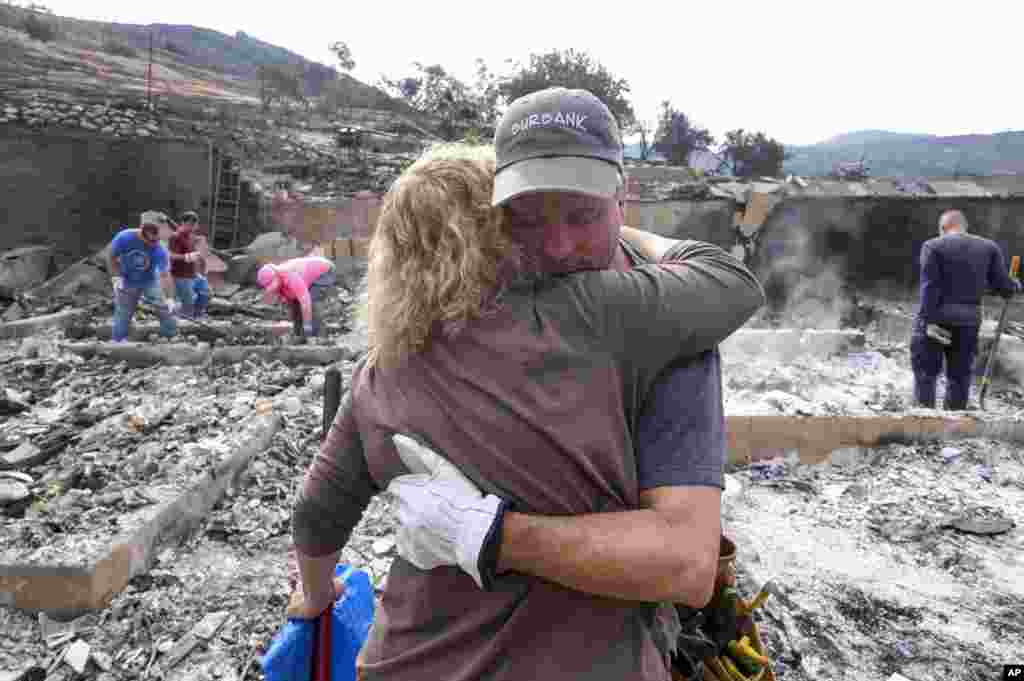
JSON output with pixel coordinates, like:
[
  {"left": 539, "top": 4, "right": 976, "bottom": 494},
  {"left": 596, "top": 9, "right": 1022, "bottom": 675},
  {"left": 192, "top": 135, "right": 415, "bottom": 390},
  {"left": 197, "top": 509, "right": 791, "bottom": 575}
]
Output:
[
  {"left": 90, "top": 651, "right": 112, "bottom": 672},
  {"left": 0, "top": 668, "right": 45, "bottom": 681},
  {"left": 0, "top": 479, "right": 30, "bottom": 506},
  {"left": 161, "top": 610, "right": 231, "bottom": 669},
  {"left": 245, "top": 231, "right": 307, "bottom": 263},
  {"left": 0, "top": 245, "right": 53, "bottom": 297},
  {"left": 64, "top": 640, "right": 90, "bottom": 674},
  {"left": 23, "top": 263, "right": 109, "bottom": 301},
  {"left": 1, "top": 303, "right": 25, "bottom": 322}
]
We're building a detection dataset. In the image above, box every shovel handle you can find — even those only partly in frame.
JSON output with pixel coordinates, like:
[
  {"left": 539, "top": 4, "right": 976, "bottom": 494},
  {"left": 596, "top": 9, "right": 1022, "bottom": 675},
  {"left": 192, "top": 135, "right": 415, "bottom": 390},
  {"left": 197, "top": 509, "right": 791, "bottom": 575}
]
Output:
[{"left": 1011, "top": 255, "right": 1020, "bottom": 279}]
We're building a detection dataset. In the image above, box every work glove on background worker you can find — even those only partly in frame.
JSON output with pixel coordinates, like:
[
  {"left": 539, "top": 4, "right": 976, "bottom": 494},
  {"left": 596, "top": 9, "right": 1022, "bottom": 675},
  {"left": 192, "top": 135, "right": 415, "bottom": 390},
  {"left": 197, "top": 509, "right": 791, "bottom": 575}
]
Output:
[
  {"left": 386, "top": 434, "right": 510, "bottom": 590},
  {"left": 926, "top": 323, "right": 953, "bottom": 346},
  {"left": 111, "top": 276, "right": 124, "bottom": 295}
]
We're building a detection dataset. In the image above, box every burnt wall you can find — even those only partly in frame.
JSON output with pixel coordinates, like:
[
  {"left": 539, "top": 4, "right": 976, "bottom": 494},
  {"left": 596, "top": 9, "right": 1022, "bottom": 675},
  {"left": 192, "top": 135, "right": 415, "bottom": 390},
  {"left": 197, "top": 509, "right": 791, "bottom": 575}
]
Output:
[
  {"left": 625, "top": 200, "right": 735, "bottom": 249},
  {"left": 755, "top": 198, "right": 1024, "bottom": 298},
  {"left": 0, "top": 127, "right": 213, "bottom": 267}
]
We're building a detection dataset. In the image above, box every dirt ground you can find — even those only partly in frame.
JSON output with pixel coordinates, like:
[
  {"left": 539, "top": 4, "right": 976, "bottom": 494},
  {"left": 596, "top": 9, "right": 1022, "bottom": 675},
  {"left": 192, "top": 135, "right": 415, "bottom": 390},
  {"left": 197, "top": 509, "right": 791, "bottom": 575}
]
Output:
[{"left": 2, "top": 293, "right": 1023, "bottom": 681}]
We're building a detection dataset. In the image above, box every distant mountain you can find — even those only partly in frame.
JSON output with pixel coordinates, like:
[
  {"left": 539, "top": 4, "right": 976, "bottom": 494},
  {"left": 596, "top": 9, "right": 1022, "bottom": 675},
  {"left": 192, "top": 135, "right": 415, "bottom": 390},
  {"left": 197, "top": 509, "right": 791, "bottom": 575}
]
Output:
[
  {"left": 785, "top": 129, "right": 1024, "bottom": 178},
  {"left": 815, "top": 130, "right": 931, "bottom": 147}
]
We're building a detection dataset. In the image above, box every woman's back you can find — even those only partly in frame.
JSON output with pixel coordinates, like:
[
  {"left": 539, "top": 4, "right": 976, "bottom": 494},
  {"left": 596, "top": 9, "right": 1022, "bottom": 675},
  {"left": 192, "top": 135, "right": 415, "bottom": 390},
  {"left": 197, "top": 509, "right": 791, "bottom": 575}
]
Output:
[{"left": 346, "top": 245, "right": 761, "bottom": 681}]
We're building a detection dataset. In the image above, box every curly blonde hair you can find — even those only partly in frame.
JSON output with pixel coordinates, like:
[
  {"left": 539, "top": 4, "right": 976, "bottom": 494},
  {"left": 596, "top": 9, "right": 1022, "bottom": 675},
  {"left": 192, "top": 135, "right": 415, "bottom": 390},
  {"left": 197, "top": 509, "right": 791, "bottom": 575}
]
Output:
[{"left": 356, "top": 143, "right": 521, "bottom": 370}]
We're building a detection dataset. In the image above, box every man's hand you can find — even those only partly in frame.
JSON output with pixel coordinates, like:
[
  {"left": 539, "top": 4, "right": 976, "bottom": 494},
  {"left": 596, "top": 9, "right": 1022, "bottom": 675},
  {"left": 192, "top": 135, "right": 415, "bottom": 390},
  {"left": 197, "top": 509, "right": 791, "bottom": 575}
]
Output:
[
  {"left": 303, "top": 321, "right": 315, "bottom": 338},
  {"left": 619, "top": 226, "right": 679, "bottom": 261},
  {"left": 285, "top": 577, "right": 345, "bottom": 620},
  {"left": 165, "top": 298, "right": 180, "bottom": 315},
  {"left": 184, "top": 252, "right": 201, "bottom": 263},
  {"left": 111, "top": 276, "right": 124, "bottom": 294},
  {"left": 386, "top": 434, "right": 506, "bottom": 589}
]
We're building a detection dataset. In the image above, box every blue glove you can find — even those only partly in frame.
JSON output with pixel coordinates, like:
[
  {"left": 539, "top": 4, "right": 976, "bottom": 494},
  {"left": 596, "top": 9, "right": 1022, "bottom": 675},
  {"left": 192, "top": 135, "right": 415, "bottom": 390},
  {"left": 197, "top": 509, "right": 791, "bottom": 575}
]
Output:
[{"left": 303, "top": 322, "right": 315, "bottom": 337}]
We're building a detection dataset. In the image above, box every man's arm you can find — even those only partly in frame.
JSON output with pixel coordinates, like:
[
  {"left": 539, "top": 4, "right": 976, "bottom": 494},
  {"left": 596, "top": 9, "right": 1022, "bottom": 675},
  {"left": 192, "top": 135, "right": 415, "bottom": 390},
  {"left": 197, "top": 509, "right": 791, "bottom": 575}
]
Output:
[
  {"left": 987, "top": 244, "right": 1018, "bottom": 298},
  {"left": 592, "top": 238, "right": 764, "bottom": 381},
  {"left": 286, "top": 272, "right": 315, "bottom": 326},
  {"left": 498, "top": 487, "right": 720, "bottom": 606},
  {"left": 918, "top": 242, "right": 941, "bottom": 322},
  {"left": 619, "top": 225, "right": 680, "bottom": 261},
  {"left": 109, "top": 253, "right": 122, "bottom": 277},
  {"left": 389, "top": 351, "right": 727, "bottom": 607},
  {"left": 159, "top": 271, "right": 175, "bottom": 299}
]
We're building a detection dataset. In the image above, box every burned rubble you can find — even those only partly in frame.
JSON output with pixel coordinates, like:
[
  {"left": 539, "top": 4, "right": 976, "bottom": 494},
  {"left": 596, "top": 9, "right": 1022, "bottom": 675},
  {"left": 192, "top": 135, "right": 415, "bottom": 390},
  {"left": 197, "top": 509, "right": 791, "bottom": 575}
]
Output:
[{"left": 1, "top": 263, "right": 1022, "bottom": 681}]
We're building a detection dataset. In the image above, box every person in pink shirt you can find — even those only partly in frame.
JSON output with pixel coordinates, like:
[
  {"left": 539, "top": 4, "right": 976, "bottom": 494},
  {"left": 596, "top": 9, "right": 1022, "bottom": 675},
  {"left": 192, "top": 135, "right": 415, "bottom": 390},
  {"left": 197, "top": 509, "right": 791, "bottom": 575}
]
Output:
[{"left": 257, "top": 255, "right": 336, "bottom": 338}]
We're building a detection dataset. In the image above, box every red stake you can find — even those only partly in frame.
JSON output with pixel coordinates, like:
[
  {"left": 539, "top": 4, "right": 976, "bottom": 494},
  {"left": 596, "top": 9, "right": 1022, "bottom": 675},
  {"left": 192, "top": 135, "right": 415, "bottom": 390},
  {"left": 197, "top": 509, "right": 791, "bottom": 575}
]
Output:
[{"left": 313, "top": 605, "right": 333, "bottom": 681}]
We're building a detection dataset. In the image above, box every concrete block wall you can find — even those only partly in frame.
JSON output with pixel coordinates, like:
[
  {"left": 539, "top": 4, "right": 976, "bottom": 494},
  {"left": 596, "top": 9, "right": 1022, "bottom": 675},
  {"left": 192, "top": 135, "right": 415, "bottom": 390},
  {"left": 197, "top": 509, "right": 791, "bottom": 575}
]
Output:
[{"left": 0, "top": 127, "right": 212, "bottom": 267}]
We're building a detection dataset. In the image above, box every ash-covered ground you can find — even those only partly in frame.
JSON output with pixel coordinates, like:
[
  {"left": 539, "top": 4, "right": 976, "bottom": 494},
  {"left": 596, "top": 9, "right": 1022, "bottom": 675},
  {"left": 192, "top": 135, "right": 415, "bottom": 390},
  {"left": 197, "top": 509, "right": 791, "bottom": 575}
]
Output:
[{"left": 1, "top": 291, "right": 1022, "bottom": 681}]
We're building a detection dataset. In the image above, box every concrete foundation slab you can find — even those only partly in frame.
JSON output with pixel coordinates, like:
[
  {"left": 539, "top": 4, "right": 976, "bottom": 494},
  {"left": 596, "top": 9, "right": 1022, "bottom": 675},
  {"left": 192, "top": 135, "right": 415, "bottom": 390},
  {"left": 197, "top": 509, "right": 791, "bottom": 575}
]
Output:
[
  {"left": 0, "top": 413, "right": 282, "bottom": 617},
  {"left": 0, "top": 308, "right": 88, "bottom": 340},
  {"left": 61, "top": 342, "right": 356, "bottom": 367},
  {"left": 65, "top": 321, "right": 349, "bottom": 343},
  {"left": 723, "top": 413, "right": 1019, "bottom": 465}
]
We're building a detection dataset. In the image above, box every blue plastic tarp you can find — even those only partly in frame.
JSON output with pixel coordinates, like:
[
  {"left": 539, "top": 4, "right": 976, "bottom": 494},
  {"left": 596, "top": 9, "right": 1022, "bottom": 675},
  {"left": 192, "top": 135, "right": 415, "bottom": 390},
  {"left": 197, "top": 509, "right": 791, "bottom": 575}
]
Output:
[{"left": 261, "top": 564, "right": 375, "bottom": 681}]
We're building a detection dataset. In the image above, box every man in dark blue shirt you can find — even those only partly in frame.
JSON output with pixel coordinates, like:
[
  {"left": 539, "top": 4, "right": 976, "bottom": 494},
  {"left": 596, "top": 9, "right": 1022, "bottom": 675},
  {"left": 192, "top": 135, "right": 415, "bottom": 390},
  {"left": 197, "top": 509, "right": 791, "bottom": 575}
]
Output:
[{"left": 912, "top": 209, "right": 1019, "bottom": 409}]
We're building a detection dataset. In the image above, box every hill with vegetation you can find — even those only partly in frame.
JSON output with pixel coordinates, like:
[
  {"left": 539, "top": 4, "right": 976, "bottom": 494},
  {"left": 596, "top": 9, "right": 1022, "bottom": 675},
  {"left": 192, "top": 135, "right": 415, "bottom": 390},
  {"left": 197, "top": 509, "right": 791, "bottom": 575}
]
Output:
[
  {"left": 785, "top": 129, "right": 1024, "bottom": 178},
  {"left": 0, "top": 4, "right": 409, "bottom": 114}
]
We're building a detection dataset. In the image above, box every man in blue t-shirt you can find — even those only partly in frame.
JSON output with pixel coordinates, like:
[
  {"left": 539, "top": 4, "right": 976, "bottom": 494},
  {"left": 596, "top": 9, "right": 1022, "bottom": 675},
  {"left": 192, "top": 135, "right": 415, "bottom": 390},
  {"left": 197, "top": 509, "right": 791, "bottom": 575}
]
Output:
[{"left": 108, "top": 211, "right": 179, "bottom": 342}]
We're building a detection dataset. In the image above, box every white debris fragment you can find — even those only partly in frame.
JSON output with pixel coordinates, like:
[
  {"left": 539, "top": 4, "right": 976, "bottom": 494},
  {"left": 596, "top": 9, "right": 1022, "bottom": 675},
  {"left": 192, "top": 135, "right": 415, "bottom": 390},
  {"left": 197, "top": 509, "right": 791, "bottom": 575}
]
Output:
[
  {"left": 64, "top": 639, "right": 90, "bottom": 674},
  {"left": 372, "top": 538, "right": 395, "bottom": 556},
  {"left": 91, "top": 650, "right": 113, "bottom": 671}
]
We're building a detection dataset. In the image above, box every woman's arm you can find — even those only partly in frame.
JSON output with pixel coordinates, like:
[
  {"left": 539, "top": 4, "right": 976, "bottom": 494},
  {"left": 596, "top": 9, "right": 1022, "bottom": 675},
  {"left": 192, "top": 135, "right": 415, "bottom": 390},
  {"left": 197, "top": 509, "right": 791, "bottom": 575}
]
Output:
[{"left": 292, "top": 391, "right": 378, "bottom": 616}]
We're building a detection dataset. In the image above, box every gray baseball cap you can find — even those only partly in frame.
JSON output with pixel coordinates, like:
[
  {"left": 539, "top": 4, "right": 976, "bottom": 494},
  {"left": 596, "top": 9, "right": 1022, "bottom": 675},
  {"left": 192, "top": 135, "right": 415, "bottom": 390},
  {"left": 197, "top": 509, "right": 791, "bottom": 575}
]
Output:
[{"left": 492, "top": 87, "right": 623, "bottom": 207}]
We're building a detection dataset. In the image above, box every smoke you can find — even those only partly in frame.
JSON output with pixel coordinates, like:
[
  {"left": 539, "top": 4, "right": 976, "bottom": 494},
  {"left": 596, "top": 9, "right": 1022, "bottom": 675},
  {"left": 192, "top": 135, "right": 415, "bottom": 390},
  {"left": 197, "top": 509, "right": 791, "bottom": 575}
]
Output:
[
  {"left": 997, "top": 341, "right": 1024, "bottom": 388},
  {"left": 753, "top": 205, "right": 860, "bottom": 331}
]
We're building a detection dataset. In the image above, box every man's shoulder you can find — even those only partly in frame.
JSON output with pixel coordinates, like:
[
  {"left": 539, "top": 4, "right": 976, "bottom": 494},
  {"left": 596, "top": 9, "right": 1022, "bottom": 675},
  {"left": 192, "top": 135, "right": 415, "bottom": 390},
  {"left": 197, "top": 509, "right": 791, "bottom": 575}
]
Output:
[{"left": 111, "top": 229, "right": 137, "bottom": 249}]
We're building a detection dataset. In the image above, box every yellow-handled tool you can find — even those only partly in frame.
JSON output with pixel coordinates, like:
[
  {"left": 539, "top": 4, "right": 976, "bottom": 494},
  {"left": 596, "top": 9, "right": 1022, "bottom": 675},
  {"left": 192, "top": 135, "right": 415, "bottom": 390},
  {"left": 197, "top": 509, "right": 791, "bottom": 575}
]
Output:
[{"left": 979, "top": 254, "right": 1021, "bottom": 409}]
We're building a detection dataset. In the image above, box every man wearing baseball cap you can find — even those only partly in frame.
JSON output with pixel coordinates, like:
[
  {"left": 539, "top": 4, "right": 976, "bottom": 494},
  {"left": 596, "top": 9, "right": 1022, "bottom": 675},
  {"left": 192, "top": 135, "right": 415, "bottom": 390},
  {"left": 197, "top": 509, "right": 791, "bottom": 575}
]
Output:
[
  {"left": 375, "top": 88, "right": 751, "bottom": 679},
  {"left": 168, "top": 210, "right": 206, "bottom": 318},
  {"left": 108, "top": 211, "right": 179, "bottom": 342}
]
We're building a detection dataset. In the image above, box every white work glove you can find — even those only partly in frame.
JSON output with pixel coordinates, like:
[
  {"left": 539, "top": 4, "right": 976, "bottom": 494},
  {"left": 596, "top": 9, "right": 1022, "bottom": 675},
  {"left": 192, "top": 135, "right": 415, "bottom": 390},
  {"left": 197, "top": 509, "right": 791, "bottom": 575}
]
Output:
[
  {"left": 184, "top": 251, "right": 201, "bottom": 263},
  {"left": 165, "top": 298, "right": 179, "bottom": 315},
  {"left": 111, "top": 276, "right": 124, "bottom": 293},
  {"left": 386, "top": 434, "right": 508, "bottom": 590},
  {"left": 926, "top": 323, "right": 952, "bottom": 346}
]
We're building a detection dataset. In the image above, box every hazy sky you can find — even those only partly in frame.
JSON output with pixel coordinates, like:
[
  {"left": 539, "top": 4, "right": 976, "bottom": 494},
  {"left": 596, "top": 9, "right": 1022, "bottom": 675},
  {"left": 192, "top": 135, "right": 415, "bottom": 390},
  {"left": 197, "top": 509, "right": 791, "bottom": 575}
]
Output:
[{"left": 42, "top": 0, "right": 1023, "bottom": 146}]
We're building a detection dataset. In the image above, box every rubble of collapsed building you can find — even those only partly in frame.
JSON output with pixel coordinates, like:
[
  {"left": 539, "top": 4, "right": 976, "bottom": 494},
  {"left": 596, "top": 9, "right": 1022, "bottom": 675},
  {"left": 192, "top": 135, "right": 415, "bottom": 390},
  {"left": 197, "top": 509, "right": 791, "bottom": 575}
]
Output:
[{"left": 3, "top": 139, "right": 1024, "bottom": 679}]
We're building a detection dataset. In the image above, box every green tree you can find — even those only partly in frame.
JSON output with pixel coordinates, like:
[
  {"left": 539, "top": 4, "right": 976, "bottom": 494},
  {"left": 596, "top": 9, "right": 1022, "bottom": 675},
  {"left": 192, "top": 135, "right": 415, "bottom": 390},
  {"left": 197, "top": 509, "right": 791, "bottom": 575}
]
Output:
[
  {"left": 721, "top": 129, "right": 788, "bottom": 178},
  {"left": 329, "top": 41, "right": 355, "bottom": 73},
  {"left": 499, "top": 49, "right": 635, "bottom": 128},
  {"left": 380, "top": 62, "right": 494, "bottom": 140},
  {"left": 653, "top": 101, "right": 714, "bottom": 166},
  {"left": 629, "top": 120, "right": 655, "bottom": 160}
]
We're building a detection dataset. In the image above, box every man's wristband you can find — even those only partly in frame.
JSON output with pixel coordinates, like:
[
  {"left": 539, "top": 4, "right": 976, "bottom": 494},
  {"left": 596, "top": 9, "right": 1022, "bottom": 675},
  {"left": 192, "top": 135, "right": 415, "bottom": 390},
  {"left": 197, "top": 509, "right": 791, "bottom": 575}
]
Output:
[{"left": 476, "top": 498, "right": 513, "bottom": 591}]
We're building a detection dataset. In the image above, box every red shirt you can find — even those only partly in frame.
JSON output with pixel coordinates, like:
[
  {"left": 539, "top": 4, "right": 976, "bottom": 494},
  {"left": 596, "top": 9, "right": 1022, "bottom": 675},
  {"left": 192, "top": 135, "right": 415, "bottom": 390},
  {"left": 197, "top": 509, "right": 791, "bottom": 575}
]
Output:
[{"left": 169, "top": 225, "right": 196, "bottom": 278}]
